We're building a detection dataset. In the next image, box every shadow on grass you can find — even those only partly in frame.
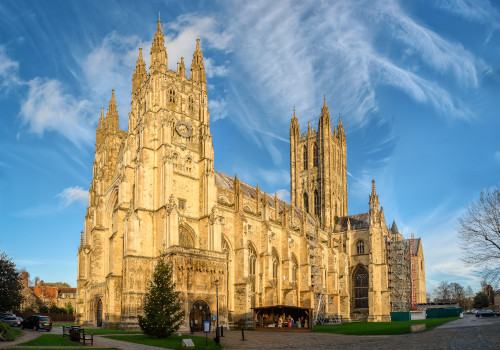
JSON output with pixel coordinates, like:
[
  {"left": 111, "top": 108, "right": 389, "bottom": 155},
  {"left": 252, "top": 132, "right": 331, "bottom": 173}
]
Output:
[
  {"left": 313, "top": 317, "right": 459, "bottom": 335},
  {"left": 104, "top": 334, "right": 222, "bottom": 349},
  {"left": 19, "top": 334, "right": 83, "bottom": 346}
]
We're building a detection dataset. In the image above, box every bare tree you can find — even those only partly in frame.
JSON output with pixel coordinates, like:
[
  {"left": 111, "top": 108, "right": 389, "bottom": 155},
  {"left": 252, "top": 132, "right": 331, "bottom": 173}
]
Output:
[{"left": 458, "top": 188, "right": 500, "bottom": 286}]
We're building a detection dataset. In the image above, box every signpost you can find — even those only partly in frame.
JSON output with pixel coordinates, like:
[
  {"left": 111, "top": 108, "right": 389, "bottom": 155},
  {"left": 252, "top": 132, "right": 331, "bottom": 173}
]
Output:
[{"left": 203, "top": 320, "right": 210, "bottom": 346}]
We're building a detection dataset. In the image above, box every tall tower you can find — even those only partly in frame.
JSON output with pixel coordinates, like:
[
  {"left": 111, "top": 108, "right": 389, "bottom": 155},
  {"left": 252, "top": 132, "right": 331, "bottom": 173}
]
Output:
[{"left": 290, "top": 99, "right": 347, "bottom": 229}]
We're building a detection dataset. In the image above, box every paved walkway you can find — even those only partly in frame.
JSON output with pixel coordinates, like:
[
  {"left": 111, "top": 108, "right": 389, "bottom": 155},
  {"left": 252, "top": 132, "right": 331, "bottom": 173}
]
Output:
[{"left": 3, "top": 316, "right": 500, "bottom": 350}]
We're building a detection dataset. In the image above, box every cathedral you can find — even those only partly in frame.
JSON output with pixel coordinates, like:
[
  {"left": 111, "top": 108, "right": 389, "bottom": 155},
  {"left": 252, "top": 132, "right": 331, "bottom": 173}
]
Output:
[{"left": 76, "top": 20, "right": 426, "bottom": 330}]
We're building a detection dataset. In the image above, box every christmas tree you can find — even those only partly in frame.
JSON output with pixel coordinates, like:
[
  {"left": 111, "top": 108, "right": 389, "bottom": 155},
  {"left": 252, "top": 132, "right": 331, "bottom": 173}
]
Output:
[{"left": 139, "top": 255, "right": 185, "bottom": 337}]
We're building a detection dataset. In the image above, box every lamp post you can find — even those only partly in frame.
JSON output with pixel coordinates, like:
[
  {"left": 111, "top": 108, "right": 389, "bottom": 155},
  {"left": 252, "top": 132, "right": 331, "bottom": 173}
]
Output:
[{"left": 215, "top": 279, "right": 220, "bottom": 345}]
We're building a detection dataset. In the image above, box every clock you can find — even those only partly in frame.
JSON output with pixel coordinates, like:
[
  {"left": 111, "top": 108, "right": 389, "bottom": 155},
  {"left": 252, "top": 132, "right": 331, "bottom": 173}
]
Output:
[{"left": 175, "top": 120, "right": 193, "bottom": 138}]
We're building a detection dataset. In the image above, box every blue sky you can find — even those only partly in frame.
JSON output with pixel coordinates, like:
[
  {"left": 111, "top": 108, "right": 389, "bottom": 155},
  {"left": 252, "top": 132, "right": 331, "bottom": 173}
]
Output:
[{"left": 0, "top": 0, "right": 499, "bottom": 296}]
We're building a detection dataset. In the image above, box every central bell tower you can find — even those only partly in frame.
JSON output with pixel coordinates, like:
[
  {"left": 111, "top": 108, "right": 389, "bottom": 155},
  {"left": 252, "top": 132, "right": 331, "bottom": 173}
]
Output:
[{"left": 290, "top": 99, "right": 348, "bottom": 229}]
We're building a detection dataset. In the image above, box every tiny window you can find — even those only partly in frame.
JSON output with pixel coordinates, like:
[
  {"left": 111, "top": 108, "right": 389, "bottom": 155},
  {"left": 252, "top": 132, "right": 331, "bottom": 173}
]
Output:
[
  {"left": 178, "top": 198, "right": 186, "bottom": 210},
  {"left": 357, "top": 240, "right": 365, "bottom": 255},
  {"left": 188, "top": 96, "right": 195, "bottom": 111},
  {"left": 313, "top": 143, "right": 319, "bottom": 167},
  {"left": 303, "top": 146, "right": 308, "bottom": 170},
  {"left": 169, "top": 88, "right": 176, "bottom": 104}
]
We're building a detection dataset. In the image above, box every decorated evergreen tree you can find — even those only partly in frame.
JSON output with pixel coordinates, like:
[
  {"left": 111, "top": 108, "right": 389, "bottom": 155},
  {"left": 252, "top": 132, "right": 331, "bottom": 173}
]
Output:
[{"left": 139, "top": 255, "right": 185, "bottom": 338}]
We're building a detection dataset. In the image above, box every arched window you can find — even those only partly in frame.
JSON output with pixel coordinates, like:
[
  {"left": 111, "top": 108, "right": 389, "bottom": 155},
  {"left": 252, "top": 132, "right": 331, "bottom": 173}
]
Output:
[
  {"left": 354, "top": 266, "right": 369, "bottom": 308},
  {"left": 313, "top": 143, "right": 319, "bottom": 167},
  {"left": 169, "top": 88, "right": 176, "bottom": 104},
  {"left": 314, "top": 189, "right": 320, "bottom": 218},
  {"left": 188, "top": 96, "right": 195, "bottom": 111},
  {"left": 291, "top": 254, "right": 298, "bottom": 284},
  {"left": 272, "top": 249, "right": 279, "bottom": 283},
  {"left": 249, "top": 244, "right": 257, "bottom": 307},
  {"left": 303, "top": 146, "right": 308, "bottom": 170},
  {"left": 303, "top": 192, "right": 309, "bottom": 213},
  {"left": 179, "top": 226, "right": 194, "bottom": 248},
  {"left": 356, "top": 240, "right": 365, "bottom": 255}
]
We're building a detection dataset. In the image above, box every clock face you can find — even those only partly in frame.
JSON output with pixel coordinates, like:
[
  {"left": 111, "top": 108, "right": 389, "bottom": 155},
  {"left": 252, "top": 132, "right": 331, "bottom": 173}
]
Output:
[{"left": 175, "top": 120, "right": 193, "bottom": 138}]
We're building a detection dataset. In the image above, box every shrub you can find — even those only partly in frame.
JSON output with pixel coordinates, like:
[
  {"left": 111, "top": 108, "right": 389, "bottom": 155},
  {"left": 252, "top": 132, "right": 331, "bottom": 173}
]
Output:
[{"left": 0, "top": 322, "right": 15, "bottom": 342}]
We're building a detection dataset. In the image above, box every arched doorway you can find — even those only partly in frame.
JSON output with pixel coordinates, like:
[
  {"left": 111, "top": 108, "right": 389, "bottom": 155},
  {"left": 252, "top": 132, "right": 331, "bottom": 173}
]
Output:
[
  {"left": 189, "top": 300, "right": 211, "bottom": 332},
  {"left": 96, "top": 299, "right": 103, "bottom": 327}
]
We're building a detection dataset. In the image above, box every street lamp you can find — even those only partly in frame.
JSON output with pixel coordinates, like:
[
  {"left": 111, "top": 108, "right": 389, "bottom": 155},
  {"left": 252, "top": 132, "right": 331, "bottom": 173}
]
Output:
[{"left": 215, "top": 279, "right": 220, "bottom": 345}]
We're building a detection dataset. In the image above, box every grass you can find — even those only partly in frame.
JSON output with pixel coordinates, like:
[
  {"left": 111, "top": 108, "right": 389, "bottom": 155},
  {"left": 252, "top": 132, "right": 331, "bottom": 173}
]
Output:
[
  {"left": 53, "top": 323, "right": 79, "bottom": 327},
  {"left": 313, "top": 317, "right": 459, "bottom": 335},
  {"left": 11, "top": 327, "right": 23, "bottom": 337},
  {"left": 84, "top": 328, "right": 143, "bottom": 335},
  {"left": 15, "top": 349, "right": 118, "bottom": 350},
  {"left": 19, "top": 334, "right": 83, "bottom": 346},
  {"left": 104, "top": 334, "right": 222, "bottom": 349}
]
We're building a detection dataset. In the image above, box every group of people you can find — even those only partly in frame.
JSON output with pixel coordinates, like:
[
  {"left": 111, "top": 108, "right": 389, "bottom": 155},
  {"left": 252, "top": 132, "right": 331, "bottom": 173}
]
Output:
[{"left": 257, "top": 312, "right": 309, "bottom": 329}]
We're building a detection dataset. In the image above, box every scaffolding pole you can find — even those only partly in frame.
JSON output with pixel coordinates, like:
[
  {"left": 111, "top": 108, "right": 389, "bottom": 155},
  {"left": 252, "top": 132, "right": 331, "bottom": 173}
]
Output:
[
  {"left": 308, "top": 228, "right": 341, "bottom": 325},
  {"left": 411, "top": 233, "right": 417, "bottom": 311},
  {"left": 388, "top": 233, "right": 411, "bottom": 312}
]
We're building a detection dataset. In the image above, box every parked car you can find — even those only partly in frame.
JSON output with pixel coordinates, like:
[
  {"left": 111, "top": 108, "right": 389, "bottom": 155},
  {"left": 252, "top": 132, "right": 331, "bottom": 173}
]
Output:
[
  {"left": 21, "top": 315, "right": 52, "bottom": 331},
  {"left": 2, "top": 316, "right": 22, "bottom": 327},
  {"left": 476, "top": 310, "right": 496, "bottom": 318},
  {"left": 0, "top": 313, "right": 14, "bottom": 320}
]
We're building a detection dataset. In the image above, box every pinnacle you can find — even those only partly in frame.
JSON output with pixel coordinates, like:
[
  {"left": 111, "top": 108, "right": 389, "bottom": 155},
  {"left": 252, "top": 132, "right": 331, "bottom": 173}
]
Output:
[
  {"left": 372, "top": 179, "right": 376, "bottom": 195},
  {"left": 157, "top": 19, "right": 162, "bottom": 34},
  {"left": 138, "top": 47, "right": 143, "bottom": 61},
  {"left": 196, "top": 38, "right": 201, "bottom": 51},
  {"left": 111, "top": 89, "right": 115, "bottom": 102}
]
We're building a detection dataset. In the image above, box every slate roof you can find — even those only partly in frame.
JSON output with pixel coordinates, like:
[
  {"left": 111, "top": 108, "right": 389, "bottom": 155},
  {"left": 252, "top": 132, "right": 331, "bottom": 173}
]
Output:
[
  {"left": 404, "top": 237, "right": 421, "bottom": 254},
  {"left": 391, "top": 220, "right": 399, "bottom": 234},
  {"left": 215, "top": 171, "right": 304, "bottom": 220},
  {"left": 335, "top": 213, "right": 371, "bottom": 231}
]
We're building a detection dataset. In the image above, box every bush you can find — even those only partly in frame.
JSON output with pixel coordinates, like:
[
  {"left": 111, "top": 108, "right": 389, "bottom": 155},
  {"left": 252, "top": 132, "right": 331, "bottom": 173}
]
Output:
[
  {"left": 39, "top": 305, "right": 49, "bottom": 313},
  {"left": 0, "top": 321, "right": 15, "bottom": 342}
]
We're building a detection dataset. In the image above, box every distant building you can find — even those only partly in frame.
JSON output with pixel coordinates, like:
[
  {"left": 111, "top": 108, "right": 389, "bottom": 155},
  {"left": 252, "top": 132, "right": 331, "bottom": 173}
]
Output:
[{"left": 19, "top": 271, "right": 76, "bottom": 311}]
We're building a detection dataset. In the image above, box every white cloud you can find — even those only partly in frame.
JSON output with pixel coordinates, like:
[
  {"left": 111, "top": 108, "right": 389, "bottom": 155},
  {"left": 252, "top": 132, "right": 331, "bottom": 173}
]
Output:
[
  {"left": 495, "top": 151, "right": 500, "bottom": 163},
  {"left": 276, "top": 189, "right": 291, "bottom": 202},
  {"left": 56, "top": 186, "right": 88, "bottom": 207},
  {"left": 208, "top": 98, "right": 228, "bottom": 121},
  {"left": 258, "top": 169, "right": 290, "bottom": 187},
  {"left": 0, "top": 46, "right": 22, "bottom": 91},
  {"left": 436, "top": 0, "right": 500, "bottom": 27},
  {"left": 20, "top": 78, "right": 93, "bottom": 146}
]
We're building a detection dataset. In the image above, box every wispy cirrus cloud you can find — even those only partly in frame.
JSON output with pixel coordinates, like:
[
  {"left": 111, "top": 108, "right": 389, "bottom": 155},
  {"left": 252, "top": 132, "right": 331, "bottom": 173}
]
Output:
[
  {"left": 436, "top": 0, "right": 500, "bottom": 27},
  {"left": 223, "top": 0, "right": 481, "bottom": 163},
  {"left": 0, "top": 46, "right": 22, "bottom": 91},
  {"left": 56, "top": 186, "right": 88, "bottom": 207}
]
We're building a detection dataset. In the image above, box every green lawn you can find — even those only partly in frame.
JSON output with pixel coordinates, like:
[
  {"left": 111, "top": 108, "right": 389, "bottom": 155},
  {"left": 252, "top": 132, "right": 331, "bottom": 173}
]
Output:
[
  {"left": 84, "top": 328, "right": 143, "bottom": 335},
  {"left": 11, "top": 327, "right": 23, "bottom": 337},
  {"left": 53, "top": 323, "right": 79, "bottom": 327},
  {"left": 15, "top": 348, "right": 118, "bottom": 350},
  {"left": 313, "top": 317, "right": 459, "bottom": 335},
  {"left": 19, "top": 334, "right": 83, "bottom": 346},
  {"left": 104, "top": 334, "right": 222, "bottom": 349}
]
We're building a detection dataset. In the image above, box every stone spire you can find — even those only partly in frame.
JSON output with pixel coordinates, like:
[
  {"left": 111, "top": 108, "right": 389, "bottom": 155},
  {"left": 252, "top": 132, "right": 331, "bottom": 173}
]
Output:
[
  {"left": 190, "top": 38, "right": 206, "bottom": 83},
  {"left": 106, "top": 89, "right": 119, "bottom": 132},
  {"left": 290, "top": 107, "right": 300, "bottom": 135},
  {"left": 337, "top": 113, "right": 345, "bottom": 138},
  {"left": 320, "top": 96, "right": 331, "bottom": 122},
  {"left": 369, "top": 179, "right": 380, "bottom": 212},
  {"left": 96, "top": 106, "right": 105, "bottom": 145},
  {"left": 150, "top": 19, "right": 168, "bottom": 72},
  {"left": 132, "top": 48, "right": 147, "bottom": 95},
  {"left": 391, "top": 220, "right": 399, "bottom": 234},
  {"left": 177, "top": 57, "right": 186, "bottom": 77}
]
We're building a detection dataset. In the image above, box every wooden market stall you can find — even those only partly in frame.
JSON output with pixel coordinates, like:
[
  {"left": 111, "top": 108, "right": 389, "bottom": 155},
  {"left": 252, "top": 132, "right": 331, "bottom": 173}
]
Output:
[{"left": 253, "top": 305, "right": 313, "bottom": 331}]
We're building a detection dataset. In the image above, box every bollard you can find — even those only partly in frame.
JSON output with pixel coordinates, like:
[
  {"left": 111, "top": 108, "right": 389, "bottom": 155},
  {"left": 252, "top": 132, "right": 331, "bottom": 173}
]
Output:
[
  {"left": 221, "top": 325, "right": 224, "bottom": 337},
  {"left": 241, "top": 327, "right": 245, "bottom": 341}
]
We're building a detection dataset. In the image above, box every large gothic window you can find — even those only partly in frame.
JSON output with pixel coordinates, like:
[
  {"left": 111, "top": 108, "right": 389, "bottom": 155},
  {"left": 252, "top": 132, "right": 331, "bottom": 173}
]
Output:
[
  {"left": 313, "top": 143, "right": 319, "bottom": 167},
  {"left": 303, "top": 192, "right": 309, "bottom": 213},
  {"left": 179, "top": 227, "right": 194, "bottom": 248},
  {"left": 357, "top": 240, "right": 365, "bottom": 254},
  {"left": 303, "top": 146, "right": 308, "bottom": 170},
  {"left": 314, "top": 189, "right": 320, "bottom": 218},
  {"left": 354, "top": 266, "right": 369, "bottom": 308}
]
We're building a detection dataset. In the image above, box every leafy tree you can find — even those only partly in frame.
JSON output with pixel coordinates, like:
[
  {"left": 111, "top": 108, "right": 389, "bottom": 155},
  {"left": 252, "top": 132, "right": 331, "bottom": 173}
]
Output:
[
  {"left": 458, "top": 188, "right": 500, "bottom": 285},
  {"left": 0, "top": 250, "right": 23, "bottom": 312},
  {"left": 65, "top": 302, "right": 74, "bottom": 314},
  {"left": 39, "top": 305, "right": 49, "bottom": 313},
  {"left": 473, "top": 292, "right": 489, "bottom": 309},
  {"left": 44, "top": 282, "right": 70, "bottom": 288},
  {"left": 138, "top": 255, "right": 185, "bottom": 338}
]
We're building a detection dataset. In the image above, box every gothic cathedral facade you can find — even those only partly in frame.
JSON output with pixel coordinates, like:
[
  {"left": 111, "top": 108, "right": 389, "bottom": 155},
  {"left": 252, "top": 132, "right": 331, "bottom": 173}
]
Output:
[{"left": 76, "top": 20, "right": 426, "bottom": 329}]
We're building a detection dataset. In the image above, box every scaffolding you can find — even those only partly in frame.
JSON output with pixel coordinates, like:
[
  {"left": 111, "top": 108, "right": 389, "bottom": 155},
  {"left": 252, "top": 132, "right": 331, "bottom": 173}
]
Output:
[
  {"left": 308, "top": 229, "right": 341, "bottom": 325},
  {"left": 388, "top": 233, "right": 411, "bottom": 312}
]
